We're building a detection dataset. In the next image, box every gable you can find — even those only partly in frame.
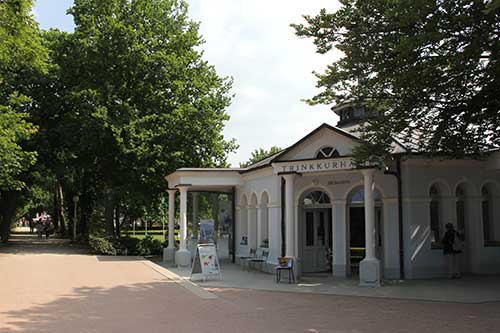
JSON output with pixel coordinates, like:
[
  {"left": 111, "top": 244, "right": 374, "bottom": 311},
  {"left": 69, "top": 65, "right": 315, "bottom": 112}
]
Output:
[{"left": 274, "top": 124, "right": 359, "bottom": 162}]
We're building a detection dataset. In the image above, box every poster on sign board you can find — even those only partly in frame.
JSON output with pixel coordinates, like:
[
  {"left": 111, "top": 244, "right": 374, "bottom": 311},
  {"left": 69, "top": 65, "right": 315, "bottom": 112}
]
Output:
[
  {"left": 191, "top": 243, "right": 221, "bottom": 281},
  {"left": 199, "top": 219, "right": 215, "bottom": 244}
]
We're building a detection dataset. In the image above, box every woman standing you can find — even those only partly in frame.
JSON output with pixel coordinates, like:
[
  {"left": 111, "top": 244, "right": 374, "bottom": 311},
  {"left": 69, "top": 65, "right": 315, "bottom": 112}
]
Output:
[{"left": 442, "top": 223, "right": 462, "bottom": 279}]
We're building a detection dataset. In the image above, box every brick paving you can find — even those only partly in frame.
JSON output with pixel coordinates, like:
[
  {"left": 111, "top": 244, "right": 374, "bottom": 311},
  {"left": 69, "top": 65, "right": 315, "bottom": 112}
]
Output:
[{"left": 1, "top": 234, "right": 499, "bottom": 333}]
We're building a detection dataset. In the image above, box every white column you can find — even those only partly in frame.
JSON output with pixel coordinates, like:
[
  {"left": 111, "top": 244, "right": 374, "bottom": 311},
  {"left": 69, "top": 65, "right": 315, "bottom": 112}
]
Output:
[
  {"left": 332, "top": 199, "right": 347, "bottom": 277},
  {"left": 282, "top": 174, "right": 296, "bottom": 258},
  {"left": 247, "top": 205, "right": 257, "bottom": 249},
  {"left": 163, "top": 189, "right": 177, "bottom": 262},
  {"left": 268, "top": 205, "right": 282, "bottom": 264},
  {"left": 257, "top": 206, "right": 263, "bottom": 248},
  {"left": 175, "top": 186, "right": 191, "bottom": 266},
  {"left": 192, "top": 192, "right": 199, "bottom": 238},
  {"left": 359, "top": 169, "right": 381, "bottom": 286}
]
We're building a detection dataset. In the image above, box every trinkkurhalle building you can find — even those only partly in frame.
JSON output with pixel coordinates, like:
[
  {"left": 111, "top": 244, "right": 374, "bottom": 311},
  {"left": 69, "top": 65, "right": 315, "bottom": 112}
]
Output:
[{"left": 165, "top": 103, "right": 500, "bottom": 286}]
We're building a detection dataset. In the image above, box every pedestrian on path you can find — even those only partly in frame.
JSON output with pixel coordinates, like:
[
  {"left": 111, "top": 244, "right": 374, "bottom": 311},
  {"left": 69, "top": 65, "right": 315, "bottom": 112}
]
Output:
[
  {"left": 442, "top": 223, "right": 462, "bottom": 279},
  {"left": 29, "top": 220, "right": 35, "bottom": 234},
  {"left": 44, "top": 220, "right": 52, "bottom": 239},
  {"left": 36, "top": 220, "right": 44, "bottom": 239}
]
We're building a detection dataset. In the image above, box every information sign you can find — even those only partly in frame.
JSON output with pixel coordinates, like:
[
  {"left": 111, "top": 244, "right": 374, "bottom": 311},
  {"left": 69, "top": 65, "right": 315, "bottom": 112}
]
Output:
[{"left": 191, "top": 243, "right": 222, "bottom": 281}]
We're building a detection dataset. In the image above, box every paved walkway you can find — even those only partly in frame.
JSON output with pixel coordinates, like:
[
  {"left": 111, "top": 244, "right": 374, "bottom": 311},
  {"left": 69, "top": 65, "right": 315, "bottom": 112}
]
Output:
[
  {"left": 2, "top": 234, "right": 500, "bottom": 332},
  {"left": 160, "top": 260, "right": 500, "bottom": 303}
]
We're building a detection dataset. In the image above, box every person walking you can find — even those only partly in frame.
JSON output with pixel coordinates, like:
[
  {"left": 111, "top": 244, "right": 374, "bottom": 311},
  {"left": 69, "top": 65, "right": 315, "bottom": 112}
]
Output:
[
  {"left": 442, "top": 223, "right": 462, "bottom": 279},
  {"left": 44, "top": 219, "right": 52, "bottom": 239},
  {"left": 36, "top": 220, "right": 44, "bottom": 239}
]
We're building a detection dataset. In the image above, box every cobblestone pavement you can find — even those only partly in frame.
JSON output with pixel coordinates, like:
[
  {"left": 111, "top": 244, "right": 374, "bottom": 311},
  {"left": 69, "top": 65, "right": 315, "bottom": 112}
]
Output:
[{"left": 1, "top": 234, "right": 499, "bottom": 333}]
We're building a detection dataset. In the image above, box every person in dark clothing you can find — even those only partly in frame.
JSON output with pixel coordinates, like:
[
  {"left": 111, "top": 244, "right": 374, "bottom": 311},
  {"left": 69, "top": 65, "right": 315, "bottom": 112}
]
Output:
[
  {"left": 442, "top": 223, "right": 462, "bottom": 279},
  {"left": 44, "top": 220, "right": 52, "bottom": 239}
]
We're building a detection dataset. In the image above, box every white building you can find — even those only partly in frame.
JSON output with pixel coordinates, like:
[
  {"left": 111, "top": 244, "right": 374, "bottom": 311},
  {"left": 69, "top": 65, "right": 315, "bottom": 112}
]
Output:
[{"left": 165, "top": 103, "right": 500, "bottom": 286}]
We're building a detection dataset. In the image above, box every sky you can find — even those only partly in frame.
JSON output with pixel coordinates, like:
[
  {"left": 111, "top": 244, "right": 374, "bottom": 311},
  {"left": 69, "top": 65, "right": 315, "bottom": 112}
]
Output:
[{"left": 33, "top": 0, "right": 342, "bottom": 167}]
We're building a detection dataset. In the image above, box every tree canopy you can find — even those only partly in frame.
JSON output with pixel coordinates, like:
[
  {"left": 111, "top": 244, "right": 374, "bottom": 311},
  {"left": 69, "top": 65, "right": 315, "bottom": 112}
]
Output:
[
  {"left": 0, "top": 0, "right": 236, "bottom": 242},
  {"left": 240, "top": 146, "right": 282, "bottom": 168},
  {"left": 293, "top": 0, "right": 500, "bottom": 163}
]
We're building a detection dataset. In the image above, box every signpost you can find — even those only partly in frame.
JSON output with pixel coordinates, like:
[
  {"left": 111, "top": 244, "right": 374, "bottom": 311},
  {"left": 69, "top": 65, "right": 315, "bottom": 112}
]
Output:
[{"left": 191, "top": 243, "right": 222, "bottom": 281}]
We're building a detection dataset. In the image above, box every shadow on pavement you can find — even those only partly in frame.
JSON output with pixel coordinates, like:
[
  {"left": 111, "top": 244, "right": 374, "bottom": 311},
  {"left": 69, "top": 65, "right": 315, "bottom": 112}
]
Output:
[
  {"left": 0, "top": 232, "right": 90, "bottom": 255},
  {"left": 1, "top": 279, "right": 500, "bottom": 333}
]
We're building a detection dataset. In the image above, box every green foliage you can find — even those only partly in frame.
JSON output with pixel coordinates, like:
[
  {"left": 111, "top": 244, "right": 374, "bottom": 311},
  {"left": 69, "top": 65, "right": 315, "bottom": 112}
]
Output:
[
  {"left": 0, "top": 107, "right": 37, "bottom": 190},
  {"left": 293, "top": 0, "right": 500, "bottom": 163},
  {"left": 0, "top": 0, "right": 238, "bottom": 242},
  {"left": 89, "top": 235, "right": 117, "bottom": 255},
  {"left": 0, "top": 0, "right": 48, "bottom": 242},
  {"left": 240, "top": 146, "right": 282, "bottom": 168},
  {"left": 89, "top": 235, "right": 162, "bottom": 256},
  {"left": 136, "top": 235, "right": 163, "bottom": 256},
  {"left": 118, "top": 237, "right": 141, "bottom": 255}
]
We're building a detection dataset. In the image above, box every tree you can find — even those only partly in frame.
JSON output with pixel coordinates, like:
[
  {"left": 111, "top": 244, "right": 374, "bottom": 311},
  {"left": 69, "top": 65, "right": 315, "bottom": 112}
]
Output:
[
  {"left": 240, "top": 146, "right": 282, "bottom": 168},
  {"left": 293, "top": 0, "right": 500, "bottom": 164},
  {"left": 0, "top": 0, "right": 47, "bottom": 242},
  {"left": 25, "top": 0, "right": 237, "bottom": 240}
]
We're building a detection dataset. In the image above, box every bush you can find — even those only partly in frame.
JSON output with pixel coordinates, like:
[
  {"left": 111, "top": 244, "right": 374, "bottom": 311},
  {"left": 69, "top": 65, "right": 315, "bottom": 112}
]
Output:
[
  {"left": 88, "top": 235, "right": 163, "bottom": 256},
  {"left": 89, "top": 236, "right": 117, "bottom": 255},
  {"left": 118, "top": 237, "right": 141, "bottom": 256},
  {"left": 137, "top": 235, "right": 163, "bottom": 256}
]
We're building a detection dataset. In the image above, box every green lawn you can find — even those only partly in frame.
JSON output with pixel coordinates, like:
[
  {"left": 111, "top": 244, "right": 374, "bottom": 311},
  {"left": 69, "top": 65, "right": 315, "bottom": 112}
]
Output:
[{"left": 122, "top": 230, "right": 180, "bottom": 243}]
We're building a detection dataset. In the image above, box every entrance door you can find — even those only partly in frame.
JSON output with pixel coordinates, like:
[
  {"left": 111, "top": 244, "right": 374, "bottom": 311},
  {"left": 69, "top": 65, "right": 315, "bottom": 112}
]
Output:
[
  {"left": 302, "top": 209, "right": 331, "bottom": 273},
  {"left": 348, "top": 206, "right": 383, "bottom": 275}
]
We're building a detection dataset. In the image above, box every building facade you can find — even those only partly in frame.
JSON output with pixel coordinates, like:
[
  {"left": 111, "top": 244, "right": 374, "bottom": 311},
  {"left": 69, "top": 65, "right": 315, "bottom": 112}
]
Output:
[{"left": 165, "top": 105, "right": 500, "bottom": 285}]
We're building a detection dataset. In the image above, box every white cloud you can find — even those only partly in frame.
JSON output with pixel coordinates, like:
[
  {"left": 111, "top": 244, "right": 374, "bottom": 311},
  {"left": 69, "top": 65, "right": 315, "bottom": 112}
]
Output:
[{"left": 186, "top": 0, "right": 342, "bottom": 166}]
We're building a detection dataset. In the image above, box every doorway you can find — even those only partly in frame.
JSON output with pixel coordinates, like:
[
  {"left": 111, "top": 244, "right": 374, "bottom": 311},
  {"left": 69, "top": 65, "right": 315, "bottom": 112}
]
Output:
[
  {"left": 301, "top": 209, "right": 332, "bottom": 273},
  {"left": 346, "top": 186, "right": 383, "bottom": 276}
]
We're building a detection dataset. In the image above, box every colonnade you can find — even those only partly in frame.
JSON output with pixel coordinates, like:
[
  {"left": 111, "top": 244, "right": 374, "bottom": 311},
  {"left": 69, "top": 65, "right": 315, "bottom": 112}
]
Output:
[
  {"left": 164, "top": 188, "right": 225, "bottom": 267},
  {"left": 164, "top": 186, "right": 191, "bottom": 266}
]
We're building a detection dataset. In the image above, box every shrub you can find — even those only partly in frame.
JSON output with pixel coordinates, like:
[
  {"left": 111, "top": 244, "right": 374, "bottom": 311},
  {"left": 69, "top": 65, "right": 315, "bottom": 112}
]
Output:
[
  {"left": 137, "top": 235, "right": 163, "bottom": 256},
  {"left": 89, "top": 236, "right": 117, "bottom": 256},
  {"left": 118, "top": 237, "right": 141, "bottom": 256}
]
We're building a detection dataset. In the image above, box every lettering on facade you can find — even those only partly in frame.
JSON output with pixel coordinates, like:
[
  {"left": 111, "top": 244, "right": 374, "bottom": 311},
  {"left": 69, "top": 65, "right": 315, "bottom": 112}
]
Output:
[
  {"left": 328, "top": 180, "right": 351, "bottom": 185},
  {"left": 276, "top": 158, "right": 355, "bottom": 174}
]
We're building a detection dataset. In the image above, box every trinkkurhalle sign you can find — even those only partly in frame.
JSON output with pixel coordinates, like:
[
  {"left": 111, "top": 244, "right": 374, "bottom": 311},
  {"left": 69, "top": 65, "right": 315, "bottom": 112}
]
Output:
[{"left": 272, "top": 157, "right": 356, "bottom": 174}]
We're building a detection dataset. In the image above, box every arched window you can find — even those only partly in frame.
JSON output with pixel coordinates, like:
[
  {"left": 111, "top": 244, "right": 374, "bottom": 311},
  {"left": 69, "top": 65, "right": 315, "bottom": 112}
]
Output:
[
  {"left": 303, "top": 190, "right": 330, "bottom": 206},
  {"left": 456, "top": 186, "right": 466, "bottom": 233},
  {"left": 482, "top": 184, "right": 500, "bottom": 246},
  {"left": 482, "top": 186, "right": 492, "bottom": 243},
  {"left": 315, "top": 146, "right": 340, "bottom": 159},
  {"left": 347, "top": 187, "right": 382, "bottom": 205},
  {"left": 429, "top": 185, "right": 441, "bottom": 245}
]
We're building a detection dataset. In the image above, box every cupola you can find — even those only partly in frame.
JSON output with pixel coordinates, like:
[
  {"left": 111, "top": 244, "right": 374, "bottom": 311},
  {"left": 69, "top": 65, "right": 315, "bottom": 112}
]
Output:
[{"left": 332, "top": 100, "right": 377, "bottom": 128}]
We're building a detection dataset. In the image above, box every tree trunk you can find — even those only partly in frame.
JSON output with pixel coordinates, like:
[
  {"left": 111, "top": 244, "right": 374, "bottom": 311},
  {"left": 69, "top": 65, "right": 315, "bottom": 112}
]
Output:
[
  {"left": 52, "top": 189, "right": 59, "bottom": 230},
  {"left": 57, "top": 182, "right": 67, "bottom": 237},
  {"left": 114, "top": 204, "right": 121, "bottom": 238},
  {"left": 104, "top": 194, "right": 115, "bottom": 238},
  {"left": 0, "top": 191, "right": 20, "bottom": 243},
  {"left": 79, "top": 195, "right": 90, "bottom": 241}
]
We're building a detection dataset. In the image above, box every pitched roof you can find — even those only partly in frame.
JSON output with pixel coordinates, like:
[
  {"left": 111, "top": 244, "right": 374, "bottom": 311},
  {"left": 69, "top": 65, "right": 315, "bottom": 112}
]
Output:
[{"left": 241, "top": 123, "right": 363, "bottom": 173}]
